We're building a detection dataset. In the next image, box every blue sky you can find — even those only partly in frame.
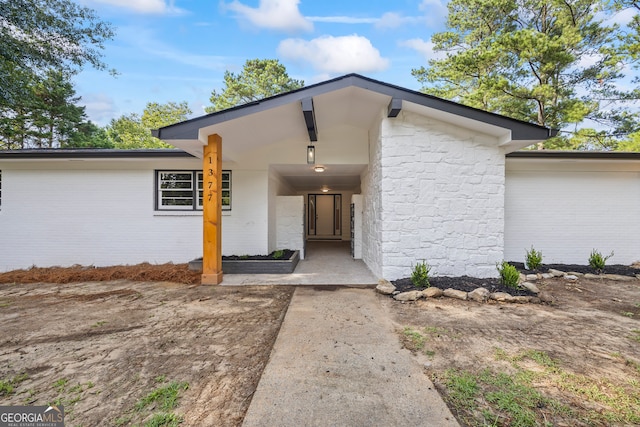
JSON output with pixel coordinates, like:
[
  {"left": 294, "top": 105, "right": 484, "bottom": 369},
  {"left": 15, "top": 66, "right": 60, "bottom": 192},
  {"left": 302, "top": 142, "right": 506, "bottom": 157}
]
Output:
[{"left": 73, "top": 0, "right": 450, "bottom": 126}]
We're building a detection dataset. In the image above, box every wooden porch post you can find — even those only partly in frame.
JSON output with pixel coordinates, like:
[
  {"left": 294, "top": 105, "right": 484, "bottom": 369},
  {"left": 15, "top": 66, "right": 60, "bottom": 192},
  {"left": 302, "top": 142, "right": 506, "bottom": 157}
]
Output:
[{"left": 201, "top": 134, "right": 223, "bottom": 285}]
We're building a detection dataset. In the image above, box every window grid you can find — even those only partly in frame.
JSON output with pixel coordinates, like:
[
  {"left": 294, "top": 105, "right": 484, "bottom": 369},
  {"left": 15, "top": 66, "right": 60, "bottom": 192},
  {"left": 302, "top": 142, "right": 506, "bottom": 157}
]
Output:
[{"left": 157, "top": 170, "right": 231, "bottom": 211}]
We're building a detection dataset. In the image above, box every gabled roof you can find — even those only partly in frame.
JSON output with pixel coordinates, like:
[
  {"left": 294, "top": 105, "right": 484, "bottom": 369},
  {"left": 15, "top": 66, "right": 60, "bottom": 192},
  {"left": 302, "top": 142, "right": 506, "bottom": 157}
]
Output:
[{"left": 153, "top": 73, "right": 555, "bottom": 144}]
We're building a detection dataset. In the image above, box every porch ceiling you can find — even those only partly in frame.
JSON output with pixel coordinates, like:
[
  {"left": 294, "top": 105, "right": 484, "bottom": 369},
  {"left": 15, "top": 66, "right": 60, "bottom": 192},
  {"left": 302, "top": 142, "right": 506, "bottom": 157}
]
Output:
[
  {"left": 271, "top": 164, "right": 366, "bottom": 192},
  {"left": 167, "top": 87, "right": 389, "bottom": 160}
]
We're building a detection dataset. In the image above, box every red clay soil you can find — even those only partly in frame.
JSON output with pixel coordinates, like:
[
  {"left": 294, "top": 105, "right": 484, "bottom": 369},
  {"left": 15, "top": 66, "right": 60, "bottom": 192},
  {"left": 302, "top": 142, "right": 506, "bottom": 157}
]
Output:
[{"left": 0, "top": 263, "right": 201, "bottom": 285}]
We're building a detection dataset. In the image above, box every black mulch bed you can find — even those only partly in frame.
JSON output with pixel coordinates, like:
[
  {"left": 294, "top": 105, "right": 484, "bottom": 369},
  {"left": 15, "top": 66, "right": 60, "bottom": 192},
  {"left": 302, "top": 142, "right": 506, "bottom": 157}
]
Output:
[
  {"left": 509, "top": 262, "right": 640, "bottom": 277},
  {"left": 223, "top": 249, "right": 295, "bottom": 261},
  {"left": 391, "top": 276, "right": 535, "bottom": 297},
  {"left": 391, "top": 263, "right": 640, "bottom": 298}
]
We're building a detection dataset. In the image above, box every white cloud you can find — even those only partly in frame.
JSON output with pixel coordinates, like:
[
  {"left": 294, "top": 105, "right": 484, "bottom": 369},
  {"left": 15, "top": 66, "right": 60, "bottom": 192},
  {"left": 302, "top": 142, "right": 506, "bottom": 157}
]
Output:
[
  {"left": 307, "top": 16, "right": 378, "bottom": 24},
  {"left": 278, "top": 35, "right": 389, "bottom": 73},
  {"left": 88, "top": 0, "right": 185, "bottom": 14},
  {"left": 375, "top": 12, "right": 423, "bottom": 29},
  {"left": 399, "top": 38, "right": 446, "bottom": 62},
  {"left": 418, "top": 0, "right": 449, "bottom": 26},
  {"left": 80, "top": 93, "right": 118, "bottom": 126},
  {"left": 226, "top": 0, "right": 313, "bottom": 32}
]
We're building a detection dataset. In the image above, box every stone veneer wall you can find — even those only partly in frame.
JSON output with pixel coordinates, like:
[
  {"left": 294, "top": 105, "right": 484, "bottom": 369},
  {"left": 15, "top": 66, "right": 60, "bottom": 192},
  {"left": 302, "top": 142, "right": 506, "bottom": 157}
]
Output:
[
  {"left": 379, "top": 111, "right": 506, "bottom": 280},
  {"left": 360, "top": 113, "right": 384, "bottom": 278}
]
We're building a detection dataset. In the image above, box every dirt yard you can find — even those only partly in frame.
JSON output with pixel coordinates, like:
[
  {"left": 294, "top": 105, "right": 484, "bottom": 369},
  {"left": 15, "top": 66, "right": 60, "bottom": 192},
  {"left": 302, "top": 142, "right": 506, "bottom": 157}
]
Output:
[
  {"left": 0, "top": 279, "right": 293, "bottom": 426},
  {"left": 1, "top": 264, "right": 639, "bottom": 426},
  {"left": 385, "top": 276, "right": 640, "bottom": 426}
]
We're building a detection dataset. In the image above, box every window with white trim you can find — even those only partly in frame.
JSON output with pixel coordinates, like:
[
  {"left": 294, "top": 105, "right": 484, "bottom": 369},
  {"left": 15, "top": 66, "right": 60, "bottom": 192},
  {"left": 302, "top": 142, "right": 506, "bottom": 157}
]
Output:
[{"left": 156, "top": 170, "right": 231, "bottom": 211}]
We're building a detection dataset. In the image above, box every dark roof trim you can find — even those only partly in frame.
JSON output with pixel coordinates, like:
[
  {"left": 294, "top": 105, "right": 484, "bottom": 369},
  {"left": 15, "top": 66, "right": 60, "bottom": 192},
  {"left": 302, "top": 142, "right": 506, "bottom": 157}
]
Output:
[
  {"left": 301, "top": 97, "right": 318, "bottom": 142},
  {"left": 154, "top": 73, "right": 555, "bottom": 142},
  {"left": 0, "top": 149, "right": 195, "bottom": 159},
  {"left": 507, "top": 151, "right": 640, "bottom": 160},
  {"left": 387, "top": 98, "right": 402, "bottom": 118}
]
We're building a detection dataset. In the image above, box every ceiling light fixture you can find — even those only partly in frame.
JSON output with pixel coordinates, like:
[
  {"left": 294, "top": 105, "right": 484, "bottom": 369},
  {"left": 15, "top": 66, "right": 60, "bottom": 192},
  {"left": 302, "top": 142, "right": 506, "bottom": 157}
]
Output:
[
  {"left": 314, "top": 166, "right": 325, "bottom": 173},
  {"left": 321, "top": 187, "right": 329, "bottom": 193},
  {"left": 307, "top": 145, "right": 315, "bottom": 164}
]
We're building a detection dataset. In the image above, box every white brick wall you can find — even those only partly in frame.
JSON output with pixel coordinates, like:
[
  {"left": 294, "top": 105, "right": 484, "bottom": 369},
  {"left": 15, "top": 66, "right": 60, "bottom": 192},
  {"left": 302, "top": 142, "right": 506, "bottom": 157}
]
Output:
[
  {"left": 505, "top": 159, "right": 640, "bottom": 265},
  {"left": 361, "top": 112, "right": 384, "bottom": 278},
  {"left": 0, "top": 163, "right": 201, "bottom": 270},
  {"left": 378, "top": 111, "right": 505, "bottom": 280},
  {"left": 0, "top": 160, "right": 272, "bottom": 270},
  {"left": 276, "top": 196, "right": 305, "bottom": 259}
]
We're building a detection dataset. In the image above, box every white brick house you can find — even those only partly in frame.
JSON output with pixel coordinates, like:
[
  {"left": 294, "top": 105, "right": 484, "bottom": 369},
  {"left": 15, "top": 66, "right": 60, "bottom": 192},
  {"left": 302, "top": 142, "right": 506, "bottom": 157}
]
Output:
[{"left": 1, "top": 74, "right": 639, "bottom": 279}]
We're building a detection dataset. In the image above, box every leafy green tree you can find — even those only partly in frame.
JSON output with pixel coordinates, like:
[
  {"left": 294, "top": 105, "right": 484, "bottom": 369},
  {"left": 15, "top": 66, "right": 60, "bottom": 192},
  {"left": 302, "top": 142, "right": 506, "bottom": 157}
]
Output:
[
  {"left": 413, "top": 0, "right": 630, "bottom": 149},
  {"left": 106, "top": 102, "right": 192, "bottom": 149},
  {"left": 64, "top": 121, "right": 113, "bottom": 148},
  {"left": 206, "top": 59, "right": 304, "bottom": 113},
  {"left": 0, "top": 0, "right": 115, "bottom": 108}
]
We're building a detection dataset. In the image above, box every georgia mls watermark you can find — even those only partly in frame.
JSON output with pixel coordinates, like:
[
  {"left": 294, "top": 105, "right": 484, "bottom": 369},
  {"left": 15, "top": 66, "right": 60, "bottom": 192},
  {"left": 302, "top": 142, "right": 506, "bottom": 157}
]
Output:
[{"left": 0, "top": 405, "right": 64, "bottom": 427}]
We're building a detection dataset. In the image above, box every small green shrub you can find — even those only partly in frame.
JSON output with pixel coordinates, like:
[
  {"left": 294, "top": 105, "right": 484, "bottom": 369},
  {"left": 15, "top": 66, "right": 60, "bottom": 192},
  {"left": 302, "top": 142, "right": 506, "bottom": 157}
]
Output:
[
  {"left": 589, "top": 249, "right": 614, "bottom": 273},
  {"left": 497, "top": 261, "right": 520, "bottom": 288},
  {"left": 525, "top": 246, "right": 543, "bottom": 271},
  {"left": 272, "top": 250, "right": 284, "bottom": 259},
  {"left": 411, "top": 260, "right": 431, "bottom": 288}
]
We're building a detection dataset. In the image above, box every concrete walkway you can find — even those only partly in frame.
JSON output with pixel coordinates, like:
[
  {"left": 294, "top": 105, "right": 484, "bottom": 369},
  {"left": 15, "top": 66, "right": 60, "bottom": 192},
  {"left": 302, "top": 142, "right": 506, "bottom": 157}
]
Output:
[
  {"left": 222, "top": 241, "right": 378, "bottom": 286},
  {"left": 242, "top": 287, "right": 459, "bottom": 427}
]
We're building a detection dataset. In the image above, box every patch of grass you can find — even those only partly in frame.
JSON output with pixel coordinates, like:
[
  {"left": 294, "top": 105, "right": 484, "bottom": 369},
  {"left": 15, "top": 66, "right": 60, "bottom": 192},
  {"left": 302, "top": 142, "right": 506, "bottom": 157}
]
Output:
[
  {"left": 144, "top": 412, "right": 184, "bottom": 427},
  {"left": 631, "top": 330, "right": 640, "bottom": 343},
  {"left": 621, "top": 311, "right": 635, "bottom": 318},
  {"left": 0, "top": 372, "right": 29, "bottom": 396},
  {"left": 440, "top": 348, "right": 640, "bottom": 426},
  {"left": 497, "top": 261, "right": 520, "bottom": 288},
  {"left": 272, "top": 250, "right": 284, "bottom": 259},
  {"left": 91, "top": 320, "right": 107, "bottom": 328},
  {"left": 54, "top": 378, "right": 69, "bottom": 393},
  {"left": 0, "top": 300, "right": 11, "bottom": 308},
  {"left": 117, "top": 378, "right": 189, "bottom": 427},
  {"left": 135, "top": 381, "right": 189, "bottom": 412},
  {"left": 402, "top": 327, "right": 426, "bottom": 351},
  {"left": 410, "top": 260, "right": 431, "bottom": 288}
]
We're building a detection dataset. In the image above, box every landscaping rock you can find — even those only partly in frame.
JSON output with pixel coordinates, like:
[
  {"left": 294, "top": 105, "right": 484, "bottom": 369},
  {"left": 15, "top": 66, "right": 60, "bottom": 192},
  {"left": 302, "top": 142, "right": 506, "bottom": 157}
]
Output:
[
  {"left": 519, "top": 273, "right": 527, "bottom": 283},
  {"left": 636, "top": 274, "right": 640, "bottom": 280},
  {"left": 394, "top": 290, "right": 423, "bottom": 302},
  {"left": 513, "top": 296, "right": 532, "bottom": 304},
  {"left": 567, "top": 271, "right": 584, "bottom": 277},
  {"left": 526, "top": 274, "right": 538, "bottom": 281},
  {"left": 529, "top": 297, "right": 542, "bottom": 304},
  {"left": 443, "top": 288, "right": 468, "bottom": 300},
  {"left": 491, "top": 292, "right": 515, "bottom": 302},
  {"left": 468, "top": 287, "right": 490, "bottom": 302},
  {"left": 422, "top": 287, "right": 444, "bottom": 298},
  {"left": 376, "top": 279, "right": 397, "bottom": 295},
  {"left": 548, "top": 269, "right": 565, "bottom": 277},
  {"left": 538, "top": 291, "right": 555, "bottom": 304},
  {"left": 541, "top": 273, "right": 554, "bottom": 279},
  {"left": 564, "top": 274, "right": 579, "bottom": 281},
  {"left": 520, "top": 282, "right": 540, "bottom": 294}
]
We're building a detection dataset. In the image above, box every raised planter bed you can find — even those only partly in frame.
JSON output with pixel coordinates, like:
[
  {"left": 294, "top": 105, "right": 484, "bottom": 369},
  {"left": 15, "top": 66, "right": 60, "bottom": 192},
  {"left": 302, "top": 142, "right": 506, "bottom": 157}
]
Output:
[{"left": 188, "top": 250, "right": 300, "bottom": 274}]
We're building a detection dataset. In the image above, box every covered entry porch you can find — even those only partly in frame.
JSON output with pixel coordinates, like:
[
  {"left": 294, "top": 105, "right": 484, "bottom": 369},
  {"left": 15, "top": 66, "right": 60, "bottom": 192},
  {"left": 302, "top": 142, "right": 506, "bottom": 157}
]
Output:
[{"left": 220, "top": 241, "right": 377, "bottom": 286}]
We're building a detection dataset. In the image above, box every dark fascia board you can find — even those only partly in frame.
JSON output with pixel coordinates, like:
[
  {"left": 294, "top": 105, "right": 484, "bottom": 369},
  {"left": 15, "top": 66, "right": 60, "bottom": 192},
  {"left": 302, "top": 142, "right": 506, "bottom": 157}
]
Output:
[
  {"left": 301, "top": 97, "right": 318, "bottom": 142},
  {"left": 507, "top": 151, "right": 640, "bottom": 160},
  {"left": 0, "top": 148, "right": 196, "bottom": 159},
  {"left": 154, "top": 73, "right": 556, "bottom": 142}
]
